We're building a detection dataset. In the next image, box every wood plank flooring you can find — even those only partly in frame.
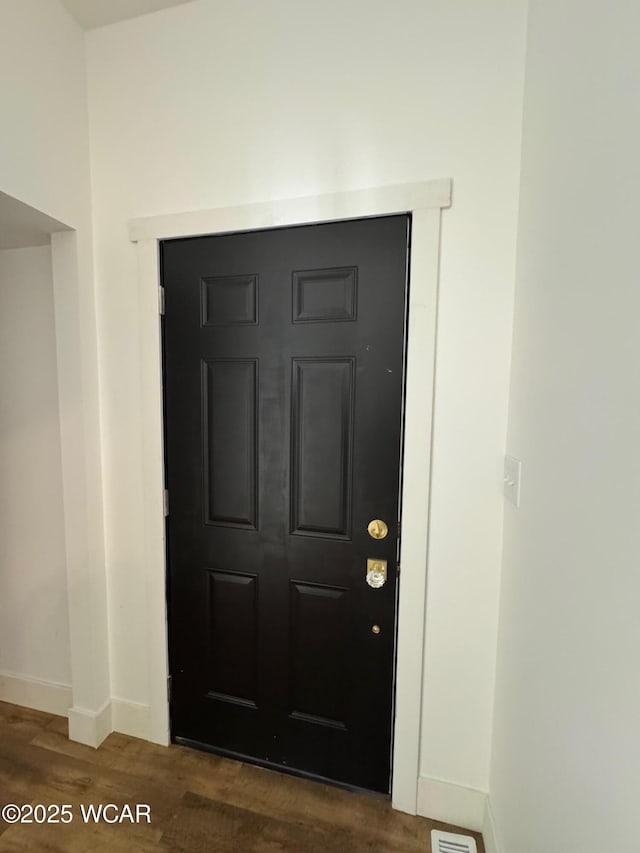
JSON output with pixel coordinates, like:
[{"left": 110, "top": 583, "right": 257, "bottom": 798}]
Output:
[{"left": 0, "top": 702, "right": 485, "bottom": 852}]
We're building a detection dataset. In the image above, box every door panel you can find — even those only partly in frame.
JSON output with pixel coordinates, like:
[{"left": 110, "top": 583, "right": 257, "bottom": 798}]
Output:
[
  {"left": 203, "top": 358, "right": 258, "bottom": 528},
  {"left": 289, "top": 580, "right": 349, "bottom": 728},
  {"left": 201, "top": 274, "right": 258, "bottom": 326},
  {"left": 163, "top": 215, "right": 409, "bottom": 793},
  {"left": 292, "top": 266, "right": 357, "bottom": 323},
  {"left": 206, "top": 568, "right": 258, "bottom": 706},
  {"left": 290, "top": 357, "right": 354, "bottom": 538}
]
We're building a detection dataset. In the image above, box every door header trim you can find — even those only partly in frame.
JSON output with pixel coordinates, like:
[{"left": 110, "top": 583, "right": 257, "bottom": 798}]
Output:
[{"left": 129, "top": 179, "right": 451, "bottom": 242}]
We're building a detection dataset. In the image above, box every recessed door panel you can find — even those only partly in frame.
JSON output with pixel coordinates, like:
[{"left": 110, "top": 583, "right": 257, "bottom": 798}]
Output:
[
  {"left": 292, "top": 266, "right": 357, "bottom": 323},
  {"left": 203, "top": 359, "right": 258, "bottom": 528},
  {"left": 290, "top": 358, "right": 354, "bottom": 539},
  {"left": 289, "top": 581, "right": 349, "bottom": 730},
  {"left": 207, "top": 569, "right": 258, "bottom": 707},
  {"left": 201, "top": 274, "right": 258, "bottom": 326}
]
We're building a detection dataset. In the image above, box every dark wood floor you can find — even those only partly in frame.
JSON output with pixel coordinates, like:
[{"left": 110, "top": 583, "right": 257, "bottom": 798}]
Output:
[{"left": 0, "top": 701, "right": 484, "bottom": 852}]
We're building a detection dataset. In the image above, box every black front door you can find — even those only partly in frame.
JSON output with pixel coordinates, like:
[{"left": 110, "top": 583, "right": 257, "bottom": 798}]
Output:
[{"left": 162, "top": 214, "right": 409, "bottom": 793}]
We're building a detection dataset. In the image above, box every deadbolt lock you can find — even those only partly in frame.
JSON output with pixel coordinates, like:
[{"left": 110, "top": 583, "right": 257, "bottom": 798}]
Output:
[
  {"left": 366, "top": 559, "right": 387, "bottom": 589},
  {"left": 367, "top": 519, "right": 389, "bottom": 540}
]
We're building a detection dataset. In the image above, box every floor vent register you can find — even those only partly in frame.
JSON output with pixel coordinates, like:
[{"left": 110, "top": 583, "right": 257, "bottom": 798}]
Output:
[{"left": 431, "top": 829, "right": 478, "bottom": 853}]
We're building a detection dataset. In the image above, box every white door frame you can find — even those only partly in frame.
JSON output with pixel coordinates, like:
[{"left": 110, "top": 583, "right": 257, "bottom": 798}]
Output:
[{"left": 130, "top": 179, "right": 451, "bottom": 814}]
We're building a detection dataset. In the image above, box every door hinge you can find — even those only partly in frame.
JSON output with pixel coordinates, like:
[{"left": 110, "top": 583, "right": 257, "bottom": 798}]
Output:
[
  {"left": 159, "top": 285, "right": 165, "bottom": 315},
  {"left": 163, "top": 489, "right": 169, "bottom": 517},
  {"left": 167, "top": 675, "right": 172, "bottom": 702}
]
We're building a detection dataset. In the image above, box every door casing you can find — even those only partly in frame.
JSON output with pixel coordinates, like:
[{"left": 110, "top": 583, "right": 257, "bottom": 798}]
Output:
[{"left": 129, "top": 179, "right": 451, "bottom": 814}]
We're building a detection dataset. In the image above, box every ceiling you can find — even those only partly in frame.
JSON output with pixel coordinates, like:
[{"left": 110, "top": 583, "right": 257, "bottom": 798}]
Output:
[{"left": 60, "top": 0, "right": 196, "bottom": 31}]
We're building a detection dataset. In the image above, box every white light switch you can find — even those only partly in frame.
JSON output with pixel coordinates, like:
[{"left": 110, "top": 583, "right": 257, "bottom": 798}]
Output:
[{"left": 504, "top": 455, "right": 522, "bottom": 507}]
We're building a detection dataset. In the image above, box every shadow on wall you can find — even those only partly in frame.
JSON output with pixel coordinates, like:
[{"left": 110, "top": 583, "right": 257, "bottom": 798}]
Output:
[{"left": 0, "top": 239, "right": 72, "bottom": 692}]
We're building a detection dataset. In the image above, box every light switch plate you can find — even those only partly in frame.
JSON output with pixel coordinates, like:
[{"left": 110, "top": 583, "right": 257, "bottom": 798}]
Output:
[{"left": 504, "top": 455, "right": 522, "bottom": 507}]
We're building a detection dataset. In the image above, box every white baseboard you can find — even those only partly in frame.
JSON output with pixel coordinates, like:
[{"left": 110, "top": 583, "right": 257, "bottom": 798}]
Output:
[
  {"left": 417, "top": 775, "right": 487, "bottom": 832},
  {"left": 111, "top": 697, "right": 152, "bottom": 741},
  {"left": 482, "top": 796, "right": 502, "bottom": 853},
  {"left": 0, "top": 676, "right": 153, "bottom": 751},
  {"left": 68, "top": 700, "right": 112, "bottom": 748},
  {"left": 0, "top": 670, "right": 72, "bottom": 717}
]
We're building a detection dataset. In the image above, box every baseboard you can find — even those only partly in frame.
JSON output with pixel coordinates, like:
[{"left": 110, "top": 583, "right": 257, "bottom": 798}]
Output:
[
  {"left": 68, "top": 700, "right": 112, "bottom": 748},
  {"left": 417, "top": 775, "right": 487, "bottom": 832},
  {"left": 0, "top": 676, "right": 153, "bottom": 751},
  {"left": 0, "top": 670, "right": 72, "bottom": 717},
  {"left": 111, "top": 698, "right": 152, "bottom": 741},
  {"left": 482, "top": 796, "right": 502, "bottom": 853}
]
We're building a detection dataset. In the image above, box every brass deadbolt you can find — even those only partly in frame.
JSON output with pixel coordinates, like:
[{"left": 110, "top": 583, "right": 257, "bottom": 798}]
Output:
[{"left": 367, "top": 519, "right": 389, "bottom": 540}]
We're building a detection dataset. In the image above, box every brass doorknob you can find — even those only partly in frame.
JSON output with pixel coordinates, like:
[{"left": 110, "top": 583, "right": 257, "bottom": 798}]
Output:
[
  {"left": 366, "top": 559, "right": 387, "bottom": 589},
  {"left": 372, "top": 625, "right": 381, "bottom": 634},
  {"left": 368, "top": 519, "right": 388, "bottom": 540}
]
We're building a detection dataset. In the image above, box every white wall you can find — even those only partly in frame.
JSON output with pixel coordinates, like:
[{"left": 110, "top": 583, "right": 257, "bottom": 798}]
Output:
[
  {"left": 86, "top": 0, "right": 527, "bottom": 806},
  {"left": 0, "top": 0, "right": 88, "bottom": 230},
  {"left": 488, "top": 2, "right": 640, "bottom": 851},
  {"left": 0, "top": 0, "right": 110, "bottom": 737},
  {"left": 0, "top": 246, "right": 70, "bottom": 688}
]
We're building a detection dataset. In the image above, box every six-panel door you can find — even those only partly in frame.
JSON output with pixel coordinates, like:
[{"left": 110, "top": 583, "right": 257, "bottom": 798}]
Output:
[{"left": 162, "top": 215, "right": 409, "bottom": 792}]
